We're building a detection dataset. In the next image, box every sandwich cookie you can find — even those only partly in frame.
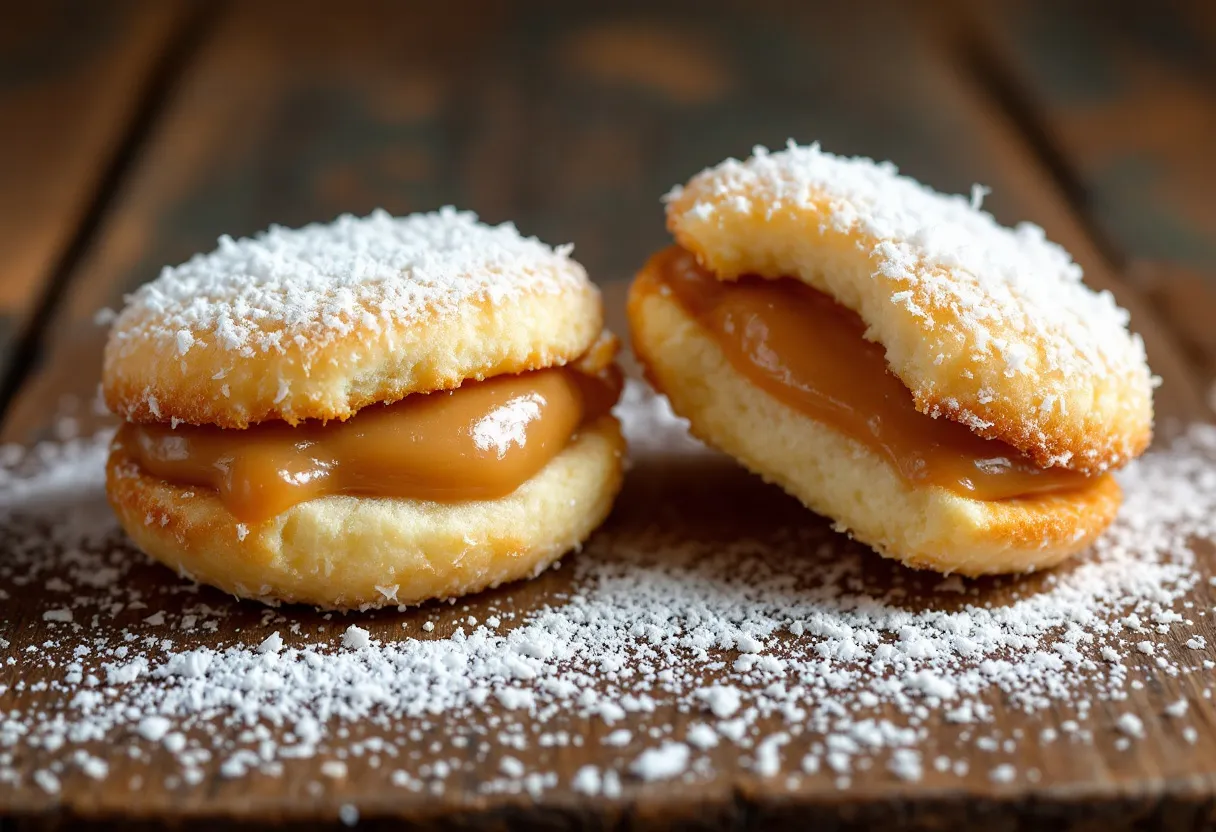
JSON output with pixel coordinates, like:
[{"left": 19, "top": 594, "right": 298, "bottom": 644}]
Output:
[
  {"left": 629, "top": 144, "right": 1154, "bottom": 575},
  {"left": 104, "top": 208, "right": 625, "bottom": 608}
]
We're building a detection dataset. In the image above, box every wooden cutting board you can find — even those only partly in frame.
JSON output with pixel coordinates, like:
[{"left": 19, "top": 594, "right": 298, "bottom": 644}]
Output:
[{"left": 2, "top": 2, "right": 1215, "bottom": 828}]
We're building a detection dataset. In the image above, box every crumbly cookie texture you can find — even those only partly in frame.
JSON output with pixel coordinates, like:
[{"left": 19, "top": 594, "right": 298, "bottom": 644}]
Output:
[
  {"left": 666, "top": 142, "right": 1154, "bottom": 474},
  {"left": 629, "top": 279, "right": 1121, "bottom": 576},
  {"left": 104, "top": 208, "right": 602, "bottom": 427}
]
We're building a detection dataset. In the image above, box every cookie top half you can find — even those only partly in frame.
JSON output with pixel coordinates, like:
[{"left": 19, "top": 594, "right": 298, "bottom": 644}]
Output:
[
  {"left": 665, "top": 143, "right": 1154, "bottom": 474},
  {"left": 103, "top": 208, "right": 603, "bottom": 428}
]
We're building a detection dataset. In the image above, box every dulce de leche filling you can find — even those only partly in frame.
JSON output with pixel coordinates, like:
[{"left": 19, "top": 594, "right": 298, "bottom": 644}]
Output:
[
  {"left": 638, "top": 247, "right": 1092, "bottom": 500},
  {"left": 118, "top": 367, "right": 620, "bottom": 524}
]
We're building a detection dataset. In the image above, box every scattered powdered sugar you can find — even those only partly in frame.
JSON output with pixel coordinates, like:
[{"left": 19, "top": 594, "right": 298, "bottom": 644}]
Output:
[
  {"left": 889, "top": 748, "right": 923, "bottom": 782},
  {"left": 341, "top": 625, "right": 371, "bottom": 650},
  {"left": 1116, "top": 714, "right": 1145, "bottom": 739},
  {"left": 630, "top": 742, "right": 691, "bottom": 781},
  {"left": 257, "top": 631, "right": 284, "bottom": 655},
  {"left": 696, "top": 685, "right": 743, "bottom": 719},
  {"left": 0, "top": 382, "right": 1213, "bottom": 803},
  {"left": 989, "top": 763, "right": 1017, "bottom": 784},
  {"left": 1165, "top": 699, "right": 1189, "bottom": 718},
  {"left": 614, "top": 378, "right": 703, "bottom": 456}
]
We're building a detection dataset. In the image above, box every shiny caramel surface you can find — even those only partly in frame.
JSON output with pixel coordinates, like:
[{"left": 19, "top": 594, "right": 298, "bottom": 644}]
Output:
[
  {"left": 119, "top": 367, "right": 618, "bottom": 523},
  {"left": 640, "top": 247, "right": 1092, "bottom": 500}
]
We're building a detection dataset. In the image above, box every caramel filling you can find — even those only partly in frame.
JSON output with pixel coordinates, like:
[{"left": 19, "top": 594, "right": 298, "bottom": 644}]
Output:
[
  {"left": 118, "top": 367, "right": 620, "bottom": 524},
  {"left": 637, "top": 247, "right": 1092, "bottom": 500}
]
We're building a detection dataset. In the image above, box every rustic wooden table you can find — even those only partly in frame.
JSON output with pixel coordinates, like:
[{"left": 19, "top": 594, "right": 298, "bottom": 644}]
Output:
[{"left": 2, "top": 1, "right": 1215, "bottom": 828}]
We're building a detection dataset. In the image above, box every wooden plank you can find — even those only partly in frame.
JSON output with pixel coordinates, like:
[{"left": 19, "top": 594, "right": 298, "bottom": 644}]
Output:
[
  {"left": 1, "top": 1, "right": 1215, "bottom": 828},
  {"left": 0, "top": 0, "right": 194, "bottom": 396},
  {"left": 1191, "top": 0, "right": 1216, "bottom": 46},
  {"left": 1129, "top": 262, "right": 1216, "bottom": 414},
  {"left": 967, "top": 0, "right": 1216, "bottom": 272}
]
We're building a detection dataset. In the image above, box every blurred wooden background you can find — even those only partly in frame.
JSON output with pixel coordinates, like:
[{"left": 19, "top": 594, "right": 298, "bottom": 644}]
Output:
[{"left": 1, "top": 0, "right": 1215, "bottom": 828}]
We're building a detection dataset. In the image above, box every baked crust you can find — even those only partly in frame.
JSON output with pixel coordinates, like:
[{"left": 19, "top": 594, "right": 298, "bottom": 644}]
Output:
[
  {"left": 103, "top": 209, "right": 603, "bottom": 428},
  {"left": 629, "top": 282, "right": 1121, "bottom": 575},
  {"left": 106, "top": 416, "right": 624, "bottom": 609},
  {"left": 665, "top": 144, "right": 1153, "bottom": 474}
]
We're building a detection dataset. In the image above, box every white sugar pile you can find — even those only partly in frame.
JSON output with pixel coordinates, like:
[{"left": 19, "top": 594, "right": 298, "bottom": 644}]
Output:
[{"left": 1, "top": 382, "right": 1214, "bottom": 799}]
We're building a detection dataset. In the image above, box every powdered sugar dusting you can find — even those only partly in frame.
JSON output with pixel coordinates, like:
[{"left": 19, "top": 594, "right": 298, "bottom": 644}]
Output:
[
  {"left": 669, "top": 142, "right": 1143, "bottom": 379},
  {"left": 0, "top": 383, "right": 1213, "bottom": 803},
  {"left": 108, "top": 207, "right": 583, "bottom": 361}
]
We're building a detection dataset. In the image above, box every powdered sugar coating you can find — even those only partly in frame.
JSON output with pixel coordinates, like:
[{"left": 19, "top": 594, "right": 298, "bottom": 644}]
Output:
[
  {"left": 0, "top": 384, "right": 1213, "bottom": 805},
  {"left": 129, "top": 207, "right": 580, "bottom": 356},
  {"left": 667, "top": 142, "right": 1134, "bottom": 375},
  {"left": 104, "top": 208, "right": 603, "bottom": 426},
  {"left": 666, "top": 143, "right": 1154, "bottom": 473}
]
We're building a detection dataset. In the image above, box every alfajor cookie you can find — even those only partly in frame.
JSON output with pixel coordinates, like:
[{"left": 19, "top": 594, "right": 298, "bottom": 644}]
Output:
[
  {"left": 629, "top": 143, "right": 1154, "bottom": 575},
  {"left": 104, "top": 208, "right": 624, "bottom": 609}
]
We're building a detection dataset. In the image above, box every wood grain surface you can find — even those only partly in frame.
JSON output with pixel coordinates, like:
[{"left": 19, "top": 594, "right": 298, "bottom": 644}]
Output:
[
  {"left": 1, "top": 1, "right": 1215, "bottom": 829},
  {"left": 963, "top": 0, "right": 1216, "bottom": 272},
  {"left": 0, "top": 0, "right": 195, "bottom": 399}
]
